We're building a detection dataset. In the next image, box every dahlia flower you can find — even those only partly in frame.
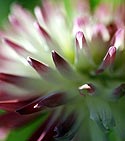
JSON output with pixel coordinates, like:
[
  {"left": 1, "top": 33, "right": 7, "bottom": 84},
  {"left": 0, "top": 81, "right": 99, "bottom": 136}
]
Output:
[{"left": 0, "top": 0, "right": 125, "bottom": 141}]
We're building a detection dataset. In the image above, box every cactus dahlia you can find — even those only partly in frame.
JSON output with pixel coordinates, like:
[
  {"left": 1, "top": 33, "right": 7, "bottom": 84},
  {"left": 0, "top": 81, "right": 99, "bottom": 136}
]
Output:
[{"left": 0, "top": 0, "right": 125, "bottom": 141}]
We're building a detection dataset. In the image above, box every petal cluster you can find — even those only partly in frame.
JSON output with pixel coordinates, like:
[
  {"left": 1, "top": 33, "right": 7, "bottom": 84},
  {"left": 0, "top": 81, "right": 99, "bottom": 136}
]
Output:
[{"left": 0, "top": 0, "right": 125, "bottom": 141}]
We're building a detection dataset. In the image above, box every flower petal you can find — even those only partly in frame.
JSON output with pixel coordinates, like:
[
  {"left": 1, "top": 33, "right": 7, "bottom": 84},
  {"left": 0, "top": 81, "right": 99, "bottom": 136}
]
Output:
[
  {"left": 0, "top": 73, "right": 43, "bottom": 91},
  {"left": 96, "top": 46, "right": 116, "bottom": 74},
  {"left": 0, "top": 94, "right": 38, "bottom": 111},
  {"left": 75, "top": 31, "right": 87, "bottom": 49},
  {"left": 34, "top": 22, "right": 51, "bottom": 42},
  {"left": 110, "top": 28, "right": 125, "bottom": 49},
  {"left": 54, "top": 112, "right": 77, "bottom": 140},
  {"left": 36, "top": 92, "right": 67, "bottom": 108},
  {"left": 75, "top": 31, "right": 94, "bottom": 69},
  {"left": 16, "top": 92, "right": 67, "bottom": 115},
  {"left": 92, "top": 24, "right": 110, "bottom": 41},
  {"left": 27, "top": 57, "right": 61, "bottom": 83},
  {"left": 112, "top": 83, "right": 125, "bottom": 99},
  {"left": 52, "top": 50, "right": 76, "bottom": 80},
  {"left": 16, "top": 97, "right": 46, "bottom": 115},
  {"left": 0, "top": 128, "right": 9, "bottom": 141},
  {"left": 27, "top": 57, "right": 49, "bottom": 73},
  {"left": 3, "top": 38, "right": 31, "bottom": 58},
  {"left": 29, "top": 112, "right": 59, "bottom": 141},
  {"left": 34, "top": 7, "right": 45, "bottom": 25}
]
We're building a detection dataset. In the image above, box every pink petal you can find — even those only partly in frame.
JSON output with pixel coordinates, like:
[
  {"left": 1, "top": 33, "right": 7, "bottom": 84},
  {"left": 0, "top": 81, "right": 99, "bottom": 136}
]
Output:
[
  {"left": 110, "top": 28, "right": 125, "bottom": 49},
  {"left": 112, "top": 83, "right": 125, "bottom": 99},
  {"left": 3, "top": 38, "right": 31, "bottom": 58},
  {"left": 96, "top": 46, "right": 116, "bottom": 74},
  {"left": 40, "top": 0, "right": 54, "bottom": 23},
  {"left": 0, "top": 128, "right": 9, "bottom": 140},
  {"left": 34, "top": 22, "right": 51, "bottom": 41},
  {"left": 36, "top": 92, "right": 67, "bottom": 108},
  {"left": 92, "top": 24, "right": 109, "bottom": 41},
  {"left": 0, "top": 73, "right": 42, "bottom": 90},
  {"left": 34, "top": 22, "right": 58, "bottom": 51},
  {"left": 9, "top": 15, "right": 21, "bottom": 29},
  {"left": 27, "top": 57, "right": 61, "bottom": 83},
  {"left": 75, "top": 31, "right": 87, "bottom": 49},
  {"left": 16, "top": 97, "right": 46, "bottom": 115},
  {"left": 34, "top": 7, "right": 45, "bottom": 24},
  {"left": 52, "top": 51, "right": 75, "bottom": 79},
  {"left": 0, "top": 94, "right": 38, "bottom": 111},
  {"left": 16, "top": 92, "right": 67, "bottom": 115},
  {"left": 73, "top": 17, "right": 89, "bottom": 36},
  {"left": 27, "top": 57, "right": 49, "bottom": 74}
]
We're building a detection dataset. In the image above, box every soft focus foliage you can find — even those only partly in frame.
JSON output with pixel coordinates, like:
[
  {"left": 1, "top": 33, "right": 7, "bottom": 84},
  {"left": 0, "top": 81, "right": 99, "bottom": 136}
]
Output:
[{"left": 0, "top": 0, "right": 41, "bottom": 27}]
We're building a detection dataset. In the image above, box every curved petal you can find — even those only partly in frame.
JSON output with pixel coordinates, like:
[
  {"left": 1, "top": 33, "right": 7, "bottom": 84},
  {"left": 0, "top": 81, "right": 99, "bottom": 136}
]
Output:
[
  {"left": 16, "top": 92, "right": 67, "bottom": 115},
  {"left": 0, "top": 73, "right": 43, "bottom": 91},
  {"left": 3, "top": 38, "right": 31, "bottom": 58},
  {"left": 0, "top": 94, "right": 38, "bottom": 111},
  {"left": 27, "top": 57, "right": 61, "bottom": 83},
  {"left": 52, "top": 51, "right": 77, "bottom": 81},
  {"left": 96, "top": 46, "right": 116, "bottom": 74}
]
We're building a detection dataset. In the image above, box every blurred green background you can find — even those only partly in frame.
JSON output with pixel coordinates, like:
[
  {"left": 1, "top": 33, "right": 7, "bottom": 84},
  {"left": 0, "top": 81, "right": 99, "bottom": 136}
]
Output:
[
  {"left": 0, "top": 0, "right": 125, "bottom": 27},
  {"left": 0, "top": 0, "right": 41, "bottom": 27},
  {"left": 0, "top": 0, "right": 124, "bottom": 27}
]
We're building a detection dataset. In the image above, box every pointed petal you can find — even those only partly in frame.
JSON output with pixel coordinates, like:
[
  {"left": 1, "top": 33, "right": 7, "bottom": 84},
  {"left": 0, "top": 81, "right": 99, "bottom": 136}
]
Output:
[
  {"left": 75, "top": 31, "right": 94, "bottom": 67},
  {"left": 27, "top": 57, "right": 49, "bottom": 73},
  {"left": 0, "top": 73, "right": 42, "bottom": 90},
  {"left": 75, "top": 17, "right": 89, "bottom": 27},
  {"left": 3, "top": 38, "right": 30, "bottom": 58},
  {"left": 29, "top": 113, "right": 53, "bottom": 141},
  {"left": 34, "top": 7, "right": 45, "bottom": 25},
  {"left": 75, "top": 31, "right": 87, "bottom": 49},
  {"left": 9, "top": 15, "right": 21, "bottom": 29},
  {"left": 112, "top": 83, "right": 125, "bottom": 99},
  {"left": 16, "top": 92, "right": 67, "bottom": 115},
  {"left": 92, "top": 24, "right": 110, "bottom": 41},
  {"left": 29, "top": 112, "right": 59, "bottom": 141},
  {"left": 27, "top": 57, "right": 60, "bottom": 83},
  {"left": 34, "top": 22, "right": 51, "bottom": 41},
  {"left": 0, "top": 96, "right": 38, "bottom": 111},
  {"left": 52, "top": 51, "right": 71, "bottom": 73},
  {"left": 52, "top": 51, "right": 75, "bottom": 80},
  {"left": 34, "top": 22, "right": 59, "bottom": 51},
  {"left": 37, "top": 92, "right": 67, "bottom": 108},
  {"left": 96, "top": 46, "right": 116, "bottom": 74},
  {"left": 10, "top": 4, "right": 35, "bottom": 28},
  {"left": 73, "top": 17, "right": 89, "bottom": 36},
  {"left": 40, "top": 0, "right": 54, "bottom": 23},
  {"left": 110, "top": 28, "right": 125, "bottom": 49},
  {"left": 16, "top": 97, "right": 46, "bottom": 115}
]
